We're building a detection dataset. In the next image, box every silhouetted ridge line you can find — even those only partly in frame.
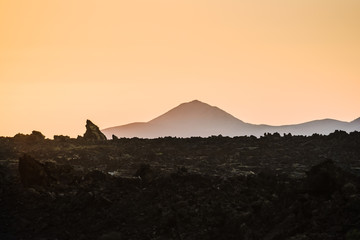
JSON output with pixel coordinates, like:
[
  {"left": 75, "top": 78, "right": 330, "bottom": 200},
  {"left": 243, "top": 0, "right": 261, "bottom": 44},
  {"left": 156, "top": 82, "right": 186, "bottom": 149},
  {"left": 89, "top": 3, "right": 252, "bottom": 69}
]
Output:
[{"left": 101, "top": 100, "right": 360, "bottom": 138}]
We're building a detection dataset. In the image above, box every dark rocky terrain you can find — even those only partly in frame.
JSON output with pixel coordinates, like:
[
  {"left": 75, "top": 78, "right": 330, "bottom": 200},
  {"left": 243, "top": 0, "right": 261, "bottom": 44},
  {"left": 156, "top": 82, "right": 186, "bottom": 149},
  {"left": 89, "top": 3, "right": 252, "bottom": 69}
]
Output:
[{"left": 1, "top": 128, "right": 360, "bottom": 239}]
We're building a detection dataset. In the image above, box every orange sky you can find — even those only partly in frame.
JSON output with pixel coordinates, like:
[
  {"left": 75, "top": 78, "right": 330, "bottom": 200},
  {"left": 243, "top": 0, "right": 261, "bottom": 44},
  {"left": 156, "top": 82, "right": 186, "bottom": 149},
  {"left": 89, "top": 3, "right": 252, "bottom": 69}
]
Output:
[{"left": 1, "top": 0, "right": 360, "bottom": 138}]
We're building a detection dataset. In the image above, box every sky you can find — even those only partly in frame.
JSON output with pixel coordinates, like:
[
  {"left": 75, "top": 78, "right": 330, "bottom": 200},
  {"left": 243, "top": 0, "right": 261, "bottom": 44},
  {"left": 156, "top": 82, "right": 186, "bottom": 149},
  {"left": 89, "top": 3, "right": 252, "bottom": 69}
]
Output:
[{"left": 1, "top": 0, "right": 360, "bottom": 138}]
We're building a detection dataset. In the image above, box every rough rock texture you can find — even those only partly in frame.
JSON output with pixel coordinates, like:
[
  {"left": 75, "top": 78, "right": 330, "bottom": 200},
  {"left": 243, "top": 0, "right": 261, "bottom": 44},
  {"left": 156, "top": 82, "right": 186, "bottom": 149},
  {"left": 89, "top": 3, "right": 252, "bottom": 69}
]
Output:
[
  {"left": 1, "top": 132, "right": 360, "bottom": 239},
  {"left": 18, "top": 154, "right": 49, "bottom": 187},
  {"left": 305, "top": 159, "right": 347, "bottom": 197},
  {"left": 134, "top": 163, "right": 157, "bottom": 182},
  {"left": 83, "top": 120, "right": 107, "bottom": 141},
  {"left": 3, "top": 157, "right": 360, "bottom": 240},
  {"left": 13, "top": 130, "right": 45, "bottom": 143}
]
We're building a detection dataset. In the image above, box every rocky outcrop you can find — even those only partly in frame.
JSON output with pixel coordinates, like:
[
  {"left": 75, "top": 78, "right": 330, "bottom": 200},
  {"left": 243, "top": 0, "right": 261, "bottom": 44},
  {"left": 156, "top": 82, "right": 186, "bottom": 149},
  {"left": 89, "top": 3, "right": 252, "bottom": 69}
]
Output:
[
  {"left": 53, "top": 135, "right": 70, "bottom": 142},
  {"left": 13, "top": 130, "right": 45, "bottom": 143},
  {"left": 305, "top": 159, "right": 347, "bottom": 197},
  {"left": 18, "top": 155, "right": 85, "bottom": 187},
  {"left": 18, "top": 154, "right": 49, "bottom": 187},
  {"left": 83, "top": 120, "right": 107, "bottom": 141}
]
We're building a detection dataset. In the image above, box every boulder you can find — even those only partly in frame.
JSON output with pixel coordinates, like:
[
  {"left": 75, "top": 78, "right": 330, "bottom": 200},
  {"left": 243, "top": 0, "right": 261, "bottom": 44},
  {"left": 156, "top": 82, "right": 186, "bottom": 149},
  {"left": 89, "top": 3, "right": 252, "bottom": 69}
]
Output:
[
  {"left": 83, "top": 120, "right": 107, "bottom": 141},
  {"left": 134, "top": 163, "right": 157, "bottom": 182},
  {"left": 18, "top": 154, "right": 49, "bottom": 187},
  {"left": 30, "top": 130, "right": 45, "bottom": 141},
  {"left": 305, "top": 159, "right": 346, "bottom": 196},
  {"left": 14, "top": 130, "right": 45, "bottom": 143},
  {"left": 53, "top": 135, "right": 71, "bottom": 142}
]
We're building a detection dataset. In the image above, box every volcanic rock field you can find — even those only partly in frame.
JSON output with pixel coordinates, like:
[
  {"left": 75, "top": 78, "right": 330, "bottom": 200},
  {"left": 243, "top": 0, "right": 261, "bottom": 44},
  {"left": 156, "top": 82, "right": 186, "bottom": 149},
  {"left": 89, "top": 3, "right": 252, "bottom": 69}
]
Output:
[{"left": 1, "top": 130, "right": 360, "bottom": 239}]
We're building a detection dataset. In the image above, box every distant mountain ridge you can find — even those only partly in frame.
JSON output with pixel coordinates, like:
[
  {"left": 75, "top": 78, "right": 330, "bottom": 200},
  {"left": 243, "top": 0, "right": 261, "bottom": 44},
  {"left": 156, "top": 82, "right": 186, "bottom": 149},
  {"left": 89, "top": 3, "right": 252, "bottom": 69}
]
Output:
[{"left": 102, "top": 100, "right": 360, "bottom": 138}]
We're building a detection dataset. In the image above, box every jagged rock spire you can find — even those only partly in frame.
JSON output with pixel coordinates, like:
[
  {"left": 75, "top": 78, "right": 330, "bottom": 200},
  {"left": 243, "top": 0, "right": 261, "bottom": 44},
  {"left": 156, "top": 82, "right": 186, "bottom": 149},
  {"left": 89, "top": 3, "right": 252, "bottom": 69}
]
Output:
[{"left": 83, "top": 120, "right": 107, "bottom": 140}]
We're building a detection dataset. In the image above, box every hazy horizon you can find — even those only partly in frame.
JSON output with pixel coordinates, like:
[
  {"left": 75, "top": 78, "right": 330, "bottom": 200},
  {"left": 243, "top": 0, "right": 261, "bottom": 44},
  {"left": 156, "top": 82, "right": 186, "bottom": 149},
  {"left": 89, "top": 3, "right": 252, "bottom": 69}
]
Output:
[
  {"left": 1, "top": 0, "right": 360, "bottom": 137},
  {"left": 3, "top": 99, "right": 360, "bottom": 138}
]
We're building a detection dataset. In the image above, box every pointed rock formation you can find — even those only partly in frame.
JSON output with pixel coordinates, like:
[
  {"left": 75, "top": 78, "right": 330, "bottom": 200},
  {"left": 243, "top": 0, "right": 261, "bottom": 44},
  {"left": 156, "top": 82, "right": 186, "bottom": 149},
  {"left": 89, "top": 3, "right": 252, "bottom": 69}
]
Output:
[{"left": 83, "top": 120, "right": 107, "bottom": 140}]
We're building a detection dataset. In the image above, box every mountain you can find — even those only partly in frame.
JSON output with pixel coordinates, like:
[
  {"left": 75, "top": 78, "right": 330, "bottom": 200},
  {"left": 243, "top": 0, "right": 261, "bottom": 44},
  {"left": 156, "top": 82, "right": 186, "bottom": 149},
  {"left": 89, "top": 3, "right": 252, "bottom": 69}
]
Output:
[
  {"left": 101, "top": 100, "right": 360, "bottom": 138},
  {"left": 351, "top": 117, "right": 360, "bottom": 125},
  {"left": 103, "top": 100, "right": 250, "bottom": 138}
]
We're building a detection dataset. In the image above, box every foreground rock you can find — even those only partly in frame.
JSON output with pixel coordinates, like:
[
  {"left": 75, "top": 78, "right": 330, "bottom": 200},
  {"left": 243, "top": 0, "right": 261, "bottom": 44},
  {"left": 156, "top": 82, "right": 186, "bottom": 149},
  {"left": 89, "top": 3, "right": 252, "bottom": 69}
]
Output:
[
  {"left": 2, "top": 157, "right": 358, "bottom": 239},
  {"left": 305, "top": 159, "right": 348, "bottom": 197},
  {"left": 1, "top": 132, "right": 360, "bottom": 239},
  {"left": 18, "top": 154, "right": 49, "bottom": 187},
  {"left": 83, "top": 120, "right": 107, "bottom": 141}
]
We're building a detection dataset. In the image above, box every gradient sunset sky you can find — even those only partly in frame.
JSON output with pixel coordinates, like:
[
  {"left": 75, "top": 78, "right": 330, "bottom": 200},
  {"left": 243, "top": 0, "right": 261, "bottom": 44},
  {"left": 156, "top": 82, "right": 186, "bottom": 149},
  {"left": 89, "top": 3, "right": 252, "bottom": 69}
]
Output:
[{"left": 1, "top": 0, "right": 359, "bottom": 138}]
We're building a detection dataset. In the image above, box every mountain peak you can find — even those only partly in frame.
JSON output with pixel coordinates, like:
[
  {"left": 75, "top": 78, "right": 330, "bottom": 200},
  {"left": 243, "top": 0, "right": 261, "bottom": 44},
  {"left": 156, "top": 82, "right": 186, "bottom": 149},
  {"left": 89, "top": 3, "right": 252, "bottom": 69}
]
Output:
[
  {"left": 101, "top": 101, "right": 360, "bottom": 138},
  {"left": 101, "top": 100, "right": 247, "bottom": 138},
  {"left": 351, "top": 117, "right": 360, "bottom": 123},
  {"left": 187, "top": 99, "right": 204, "bottom": 104},
  {"left": 180, "top": 99, "right": 209, "bottom": 107},
  {"left": 149, "top": 100, "right": 239, "bottom": 124}
]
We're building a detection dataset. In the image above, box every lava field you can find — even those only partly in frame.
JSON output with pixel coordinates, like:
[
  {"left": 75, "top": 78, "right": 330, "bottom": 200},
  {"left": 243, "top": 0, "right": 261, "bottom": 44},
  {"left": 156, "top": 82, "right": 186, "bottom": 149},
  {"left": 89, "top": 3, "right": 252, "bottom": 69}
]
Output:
[{"left": 1, "top": 131, "right": 360, "bottom": 239}]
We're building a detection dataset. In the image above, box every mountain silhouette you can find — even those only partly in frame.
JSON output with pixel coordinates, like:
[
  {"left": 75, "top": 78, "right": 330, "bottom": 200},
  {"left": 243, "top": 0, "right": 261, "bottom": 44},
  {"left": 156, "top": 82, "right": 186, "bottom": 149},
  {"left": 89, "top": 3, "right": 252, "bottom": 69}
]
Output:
[{"left": 102, "top": 100, "right": 360, "bottom": 138}]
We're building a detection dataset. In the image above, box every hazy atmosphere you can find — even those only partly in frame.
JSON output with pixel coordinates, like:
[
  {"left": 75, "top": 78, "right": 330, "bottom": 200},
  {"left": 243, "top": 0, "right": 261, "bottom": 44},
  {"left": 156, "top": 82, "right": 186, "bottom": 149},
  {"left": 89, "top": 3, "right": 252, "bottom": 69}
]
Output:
[
  {"left": 1, "top": 0, "right": 360, "bottom": 138},
  {"left": 2, "top": 2, "right": 360, "bottom": 239}
]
